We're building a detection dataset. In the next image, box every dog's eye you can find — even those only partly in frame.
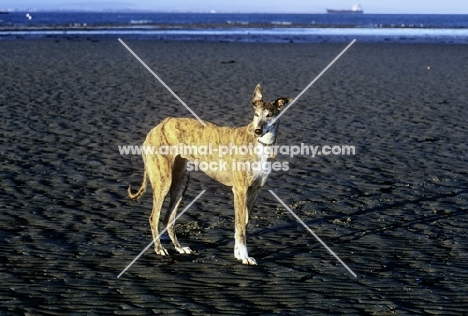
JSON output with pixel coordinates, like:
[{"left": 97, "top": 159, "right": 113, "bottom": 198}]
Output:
[
  {"left": 254, "top": 113, "right": 259, "bottom": 117},
  {"left": 266, "top": 113, "right": 272, "bottom": 118}
]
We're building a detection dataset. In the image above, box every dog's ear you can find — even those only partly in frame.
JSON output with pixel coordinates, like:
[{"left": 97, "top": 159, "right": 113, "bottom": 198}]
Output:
[
  {"left": 251, "top": 84, "right": 263, "bottom": 107},
  {"left": 274, "top": 97, "right": 292, "bottom": 110}
]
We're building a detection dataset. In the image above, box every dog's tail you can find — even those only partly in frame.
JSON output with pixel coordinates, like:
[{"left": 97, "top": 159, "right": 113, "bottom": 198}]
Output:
[{"left": 128, "top": 169, "right": 147, "bottom": 200}]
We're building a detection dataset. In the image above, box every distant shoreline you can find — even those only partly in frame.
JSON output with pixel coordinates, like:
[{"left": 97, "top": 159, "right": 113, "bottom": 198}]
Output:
[{"left": 2, "top": 27, "right": 468, "bottom": 44}]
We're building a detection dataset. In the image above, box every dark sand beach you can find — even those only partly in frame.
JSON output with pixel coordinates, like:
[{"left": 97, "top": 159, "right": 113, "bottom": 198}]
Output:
[{"left": 1, "top": 39, "right": 468, "bottom": 314}]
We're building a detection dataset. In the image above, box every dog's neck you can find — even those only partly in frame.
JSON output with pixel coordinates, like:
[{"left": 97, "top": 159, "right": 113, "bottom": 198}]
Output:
[
  {"left": 254, "top": 121, "right": 279, "bottom": 147},
  {"left": 255, "top": 125, "right": 279, "bottom": 159},
  {"left": 257, "top": 133, "right": 276, "bottom": 146}
]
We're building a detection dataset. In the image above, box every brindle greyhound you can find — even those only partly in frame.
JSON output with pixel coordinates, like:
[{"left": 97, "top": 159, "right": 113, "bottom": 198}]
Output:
[{"left": 128, "top": 84, "right": 291, "bottom": 265}]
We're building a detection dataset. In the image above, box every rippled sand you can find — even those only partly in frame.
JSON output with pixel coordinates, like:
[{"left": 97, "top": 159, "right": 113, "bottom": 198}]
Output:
[{"left": 1, "top": 39, "right": 467, "bottom": 315}]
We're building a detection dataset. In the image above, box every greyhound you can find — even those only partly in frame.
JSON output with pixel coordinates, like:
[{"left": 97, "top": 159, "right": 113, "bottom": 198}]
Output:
[{"left": 128, "top": 84, "right": 291, "bottom": 265}]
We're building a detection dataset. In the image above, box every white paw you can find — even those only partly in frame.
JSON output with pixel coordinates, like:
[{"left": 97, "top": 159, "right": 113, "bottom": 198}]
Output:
[
  {"left": 176, "top": 246, "right": 193, "bottom": 254},
  {"left": 234, "top": 244, "right": 257, "bottom": 265},
  {"left": 242, "top": 257, "right": 257, "bottom": 265},
  {"left": 156, "top": 246, "right": 169, "bottom": 256}
]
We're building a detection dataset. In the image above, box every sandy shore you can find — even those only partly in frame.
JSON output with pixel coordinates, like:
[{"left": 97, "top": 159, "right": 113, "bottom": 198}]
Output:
[{"left": 1, "top": 38, "right": 468, "bottom": 315}]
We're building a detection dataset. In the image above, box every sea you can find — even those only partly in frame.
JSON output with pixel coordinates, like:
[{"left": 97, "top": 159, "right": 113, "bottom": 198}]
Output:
[{"left": 1, "top": 11, "right": 468, "bottom": 43}]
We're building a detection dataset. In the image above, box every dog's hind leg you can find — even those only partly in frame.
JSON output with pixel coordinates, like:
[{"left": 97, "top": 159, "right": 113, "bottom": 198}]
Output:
[
  {"left": 163, "top": 156, "right": 192, "bottom": 254},
  {"left": 146, "top": 155, "right": 172, "bottom": 256}
]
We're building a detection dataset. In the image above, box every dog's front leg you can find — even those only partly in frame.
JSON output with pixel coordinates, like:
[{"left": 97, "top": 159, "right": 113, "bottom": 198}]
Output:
[{"left": 232, "top": 186, "right": 257, "bottom": 265}]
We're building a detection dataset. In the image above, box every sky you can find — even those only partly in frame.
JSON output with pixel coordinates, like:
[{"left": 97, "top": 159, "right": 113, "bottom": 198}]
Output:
[{"left": 3, "top": 0, "right": 468, "bottom": 14}]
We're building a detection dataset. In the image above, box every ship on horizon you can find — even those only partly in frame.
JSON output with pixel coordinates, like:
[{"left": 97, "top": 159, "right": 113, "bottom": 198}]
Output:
[{"left": 327, "top": 4, "right": 363, "bottom": 14}]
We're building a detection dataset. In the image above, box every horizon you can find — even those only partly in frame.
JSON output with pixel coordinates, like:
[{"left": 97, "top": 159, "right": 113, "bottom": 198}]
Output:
[
  {"left": 2, "top": 9, "right": 468, "bottom": 15},
  {"left": 2, "top": 1, "right": 468, "bottom": 15}
]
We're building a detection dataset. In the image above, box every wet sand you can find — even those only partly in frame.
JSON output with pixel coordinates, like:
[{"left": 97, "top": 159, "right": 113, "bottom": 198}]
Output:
[{"left": 1, "top": 39, "right": 468, "bottom": 315}]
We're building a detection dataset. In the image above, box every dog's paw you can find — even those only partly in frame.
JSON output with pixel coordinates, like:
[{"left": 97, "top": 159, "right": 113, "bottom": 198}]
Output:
[
  {"left": 242, "top": 257, "right": 257, "bottom": 265},
  {"left": 175, "top": 246, "right": 193, "bottom": 254},
  {"left": 155, "top": 247, "right": 169, "bottom": 256},
  {"left": 234, "top": 245, "right": 257, "bottom": 265}
]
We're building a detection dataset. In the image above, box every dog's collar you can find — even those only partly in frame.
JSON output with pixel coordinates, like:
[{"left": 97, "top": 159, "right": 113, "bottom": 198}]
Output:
[{"left": 257, "top": 138, "right": 275, "bottom": 147}]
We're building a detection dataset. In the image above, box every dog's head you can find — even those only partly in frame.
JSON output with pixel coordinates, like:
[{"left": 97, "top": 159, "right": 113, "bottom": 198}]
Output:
[{"left": 251, "top": 84, "right": 292, "bottom": 139}]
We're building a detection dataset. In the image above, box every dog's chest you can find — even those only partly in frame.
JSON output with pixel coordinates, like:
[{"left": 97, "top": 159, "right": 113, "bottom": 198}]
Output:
[{"left": 251, "top": 145, "right": 271, "bottom": 186}]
